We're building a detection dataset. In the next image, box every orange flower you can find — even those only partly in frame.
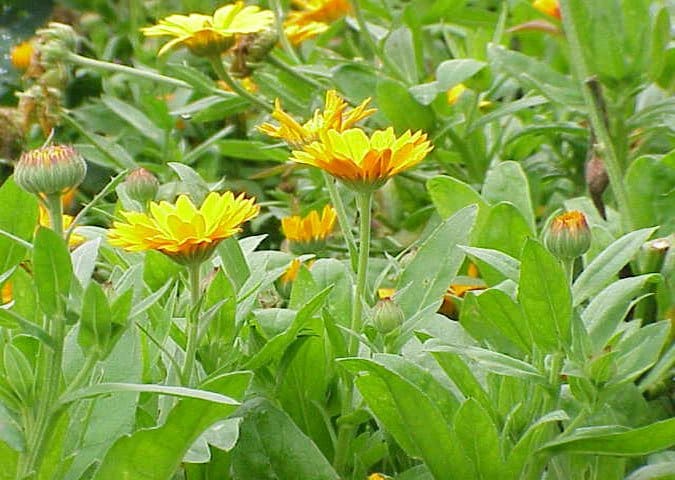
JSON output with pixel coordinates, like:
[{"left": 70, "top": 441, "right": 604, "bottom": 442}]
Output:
[
  {"left": 10, "top": 41, "right": 33, "bottom": 70},
  {"left": 532, "top": 0, "right": 561, "bottom": 19},
  {"left": 284, "top": 21, "right": 329, "bottom": 45},
  {"left": 287, "top": 0, "right": 351, "bottom": 24},
  {"left": 1, "top": 282, "right": 12, "bottom": 305}
]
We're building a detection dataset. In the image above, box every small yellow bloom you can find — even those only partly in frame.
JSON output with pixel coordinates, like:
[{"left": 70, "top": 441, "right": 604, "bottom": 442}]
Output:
[
  {"left": 533, "top": 0, "right": 561, "bottom": 19},
  {"left": 291, "top": 127, "right": 433, "bottom": 191},
  {"left": 281, "top": 258, "right": 303, "bottom": 284},
  {"left": 217, "top": 77, "right": 258, "bottom": 94},
  {"left": 10, "top": 41, "right": 33, "bottom": 71},
  {"left": 377, "top": 288, "right": 396, "bottom": 300},
  {"left": 446, "top": 84, "right": 467, "bottom": 105},
  {"left": 141, "top": 2, "right": 274, "bottom": 56},
  {"left": 1, "top": 282, "right": 12, "bottom": 305},
  {"left": 38, "top": 206, "right": 85, "bottom": 248},
  {"left": 367, "top": 474, "right": 387, "bottom": 480},
  {"left": 108, "top": 191, "right": 259, "bottom": 265},
  {"left": 282, "top": 204, "right": 336, "bottom": 248},
  {"left": 258, "top": 89, "right": 376, "bottom": 148},
  {"left": 288, "top": 0, "right": 351, "bottom": 24},
  {"left": 439, "top": 283, "right": 486, "bottom": 318},
  {"left": 284, "top": 21, "right": 329, "bottom": 45}
]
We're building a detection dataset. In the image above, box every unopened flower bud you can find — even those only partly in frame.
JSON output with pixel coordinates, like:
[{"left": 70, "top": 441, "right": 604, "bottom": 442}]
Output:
[
  {"left": 124, "top": 168, "right": 159, "bottom": 205},
  {"left": 544, "top": 210, "right": 591, "bottom": 260},
  {"left": 244, "top": 27, "right": 278, "bottom": 63},
  {"left": 15, "top": 145, "right": 86, "bottom": 196},
  {"left": 37, "top": 23, "right": 79, "bottom": 65},
  {"left": 373, "top": 298, "right": 404, "bottom": 335},
  {"left": 638, "top": 237, "right": 670, "bottom": 274}
]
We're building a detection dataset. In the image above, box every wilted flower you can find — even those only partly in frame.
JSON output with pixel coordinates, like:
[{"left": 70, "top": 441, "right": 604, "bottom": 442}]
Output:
[
  {"left": 258, "top": 89, "right": 376, "bottom": 148},
  {"left": 282, "top": 204, "right": 336, "bottom": 253},
  {"left": 14, "top": 145, "right": 87, "bottom": 197},
  {"left": 533, "top": 0, "right": 561, "bottom": 19},
  {"left": 291, "top": 127, "right": 433, "bottom": 192},
  {"left": 108, "top": 192, "right": 259, "bottom": 265},
  {"left": 10, "top": 41, "right": 34, "bottom": 71},
  {"left": 142, "top": 2, "right": 275, "bottom": 56},
  {"left": 544, "top": 210, "right": 592, "bottom": 260}
]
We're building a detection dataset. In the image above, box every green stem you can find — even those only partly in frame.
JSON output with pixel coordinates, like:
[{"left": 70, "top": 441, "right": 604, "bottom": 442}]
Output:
[
  {"left": 270, "top": 0, "right": 303, "bottom": 64},
  {"left": 181, "top": 263, "right": 201, "bottom": 386},
  {"left": 563, "top": 258, "right": 575, "bottom": 286},
  {"left": 65, "top": 52, "right": 191, "bottom": 90},
  {"left": 350, "top": 0, "right": 407, "bottom": 82},
  {"left": 44, "top": 194, "right": 64, "bottom": 239},
  {"left": 267, "top": 54, "right": 325, "bottom": 91},
  {"left": 63, "top": 354, "right": 99, "bottom": 397},
  {"left": 558, "top": 0, "right": 632, "bottom": 232},
  {"left": 322, "top": 172, "right": 358, "bottom": 271},
  {"left": 208, "top": 56, "right": 273, "bottom": 112},
  {"left": 333, "top": 191, "right": 372, "bottom": 474}
]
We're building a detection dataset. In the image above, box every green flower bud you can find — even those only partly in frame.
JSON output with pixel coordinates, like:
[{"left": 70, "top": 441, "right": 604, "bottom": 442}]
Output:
[
  {"left": 245, "top": 27, "right": 279, "bottom": 63},
  {"left": 544, "top": 210, "right": 591, "bottom": 260},
  {"left": 638, "top": 237, "right": 670, "bottom": 274},
  {"left": 372, "top": 298, "right": 404, "bottom": 335},
  {"left": 15, "top": 145, "right": 86, "bottom": 196},
  {"left": 124, "top": 168, "right": 159, "bottom": 205},
  {"left": 37, "top": 22, "right": 79, "bottom": 65}
]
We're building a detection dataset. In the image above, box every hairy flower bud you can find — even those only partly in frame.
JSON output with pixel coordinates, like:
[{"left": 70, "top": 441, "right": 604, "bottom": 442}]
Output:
[
  {"left": 544, "top": 210, "right": 592, "bottom": 260},
  {"left": 124, "top": 168, "right": 159, "bottom": 205},
  {"left": 372, "top": 298, "right": 404, "bottom": 335},
  {"left": 15, "top": 145, "right": 86, "bottom": 196}
]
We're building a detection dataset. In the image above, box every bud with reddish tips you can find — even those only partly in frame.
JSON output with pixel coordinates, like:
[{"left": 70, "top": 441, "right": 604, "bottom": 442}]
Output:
[
  {"left": 14, "top": 144, "right": 86, "bottom": 197},
  {"left": 544, "top": 210, "right": 592, "bottom": 260}
]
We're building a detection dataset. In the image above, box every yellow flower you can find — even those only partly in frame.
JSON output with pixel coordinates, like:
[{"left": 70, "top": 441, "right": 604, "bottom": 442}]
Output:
[
  {"left": 281, "top": 258, "right": 303, "bottom": 284},
  {"left": 283, "top": 21, "right": 329, "bottom": 45},
  {"left": 367, "top": 474, "right": 387, "bottom": 480},
  {"left": 141, "top": 2, "right": 274, "bottom": 56},
  {"left": 439, "top": 283, "right": 486, "bottom": 318},
  {"left": 258, "top": 89, "right": 376, "bottom": 148},
  {"left": 533, "top": 0, "right": 561, "bottom": 19},
  {"left": 38, "top": 205, "right": 85, "bottom": 249},
  {"left": 288, "top": 0, "right": 351, "bottom": 24},
  {"left": 281, "top": 205, "right": 336, "bottom": 251},
  {"left": 377, "top": 288, "right": 396, "bottom": 300},
  {"left": 217, "top": 77, "right": 258, "bottom": 93},
  {"left": 446, "top": 84, "right": 467, "bottom": 105},
  {"left": 1, "top": 282, "right": 12, "bottom": 305},
  {"left": 291, "top": 127, "right": 433, "bottom": 191},
  {"left": 108, "top": 192, "right": 259, "bottom": 265},
  {"left": 10, "top": 41, "right": 33, "bottom": 71}
]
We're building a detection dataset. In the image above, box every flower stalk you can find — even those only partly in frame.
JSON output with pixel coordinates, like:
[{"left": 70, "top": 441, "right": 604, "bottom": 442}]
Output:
[
  {"left": 209, "top": 56, "right": 272, "bottom": 112},
  {"left": 181, "top": 263, "right": 202, "bottom": 386}
]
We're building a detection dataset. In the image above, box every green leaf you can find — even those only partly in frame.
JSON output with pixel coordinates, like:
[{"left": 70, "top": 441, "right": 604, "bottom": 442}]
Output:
[
  {"left": 396, "top": 205, "right": 477, "bottom": 319},
  {"left": 453, "top": 399, "right": 504, "bottom": 477},
  {"left": 459, "top": 246, "right": 520, "bottom": 283},
  {"left": 217, "top": 237, "right": 251, "bottom": 292},
  {"left": 573, "top": 228, "right": 657, "bottom": 306},
  {"left": 614, "top": 321, "right": 670, "bottom": 384},
  {"left": 426, "top": 344, "right": 546, "bottom": 383},
  {"left": 427, "top": 175, "right": 487, "bottom": 220},
  {"left": 482, "top": 161, "right": 536, "bottom": 231},
  {"left": 648, "top": 7, "right": 671, "bottom": 81},
  {"left": 518, "top": 239, "right": 572, "bottom": 352},
  {"left": 94, "top": 372, "right": 251, "bottom": 480},
  {"left": 376, "top": 79, "right": 434, "bottom": 132},
  {"left": 340, "top": 358, "right": 457, "bottom": 479},
  {"left": 0, "top": 178, "right": 38, "bottom": 274},
  {"left": 78, "top": 282, "right": 112, "bottom": 355},
  {"left": 582, "top": 274, "right": 660, "bottom": 351},
  {"left": 102, "top": 96, "right": 164, "bottom": 147},
  {"left": 33, "top": 227, "right": 73, "bottom": 316},
  {"left": 540, "top": 418, "right": 675, "bottom": 456},
  {"left": 625, "top": 154, "right": 675, "bottom": 236},
  {"left": 626, "top": 462, "right": 675, "bottom": 480},
  {"left": 469, "top": 96, "right": 549, "bottom": 133},
  {"left": 231, "top": 399, "right": 339, "bottom": 480},
  {"left": 435, "top": 59, "right": 487, "bottom": 90},
  {"left": 384, "top": 27, "right": 418, "bottom": 84},
  {"left": 71, "top": 238, "right": 101, "bottom": 288}
]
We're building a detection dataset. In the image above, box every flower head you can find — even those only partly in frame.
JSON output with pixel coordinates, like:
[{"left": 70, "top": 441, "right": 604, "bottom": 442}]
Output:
[
  {"left": 291, "top": 127, "right": 432, "bottom": 192},
  {"left": 282, "top": 205, "right": 336, "bottom": 253},
  {"left": 284, "top": 21, "right": 329, "bottom": 45},
  {"left": 124, "top": 168, "right": 160, "bottom": 205},
  {"left": 281, "top": 258, "right": 303, "bottom": 284},
  {"left": 108, "top": 191, "right": 259, "bottom": 265},
  {"left": 258, "top": 89, "right": 376, "bottom": 148},
  {"left": 11, "top": 41, "right": 34, "bottom": 71},
  {"left": 15, "top": 145, "right": 87, "bottom": 197},
  {"left": 142, "top": 2, "right": 274, "bottom": 56},
  {"left": 1, "top": 282, "right": 12, "bottom": 305},
  {"left": 533, "top": 0, "right": 561, "bottom": 19},
  {"left": 288, "top": 0, "right": 351, "bottom": 24},
  {"left": 544, "top": 210, "right": 591, "bottom": 260}
]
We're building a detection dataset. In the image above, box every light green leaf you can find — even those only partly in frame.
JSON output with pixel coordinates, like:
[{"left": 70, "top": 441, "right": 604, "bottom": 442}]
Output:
[
  {"left": 33, "top": 227, "right": 73, "bottom": 316},
  {"left": 0, "top": 178, "right": 38, "bottom": 274},
  {"left": 482, "top": 161, "right": 536, "bottom": 231}
]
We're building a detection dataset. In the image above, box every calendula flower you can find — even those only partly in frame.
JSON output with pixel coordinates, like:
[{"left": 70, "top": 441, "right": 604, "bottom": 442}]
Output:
[
  {"left": 282, "top": 204, "right": 336, "bottom": 252},
  {"left": 258, "top": 89, "right": 376, "bottom": 148},
  {"left": 439, "top": 282, "right": 486, "bottom": 318},
  {"left": 281, "top": 258, "right": 303, "bottom": 284},
  {"left": 141, "top": 2, "right": 274, "bottom": 56},
  {"left": 108, "top": 192, "right": 259, "bottom": 265},
  {"left": 14, "top": 145, "right": 87, "bottom": 197},
  {"left": 38, "top": 206, "right": 85, "bottom": 248},
  {"left": 291, "top": 127, "right": 433, "bottom": 192},
  {"left": 533, "top": 0, "right": 561, "bottom": 19},
  {"left": 283, "top": 21, "right": 328, "bottom": 45},
  {"left": 377, "top": 288, "right": 396, "bottom": 300},
  {"left": 10, "top": 41, "right": 33, "bottom": 71},
  {"left": 287, "top": 0, "right": 351, "bottom": 24},
  {"left": 446, "top": 84, "right": 468, "bottom": 105}
]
